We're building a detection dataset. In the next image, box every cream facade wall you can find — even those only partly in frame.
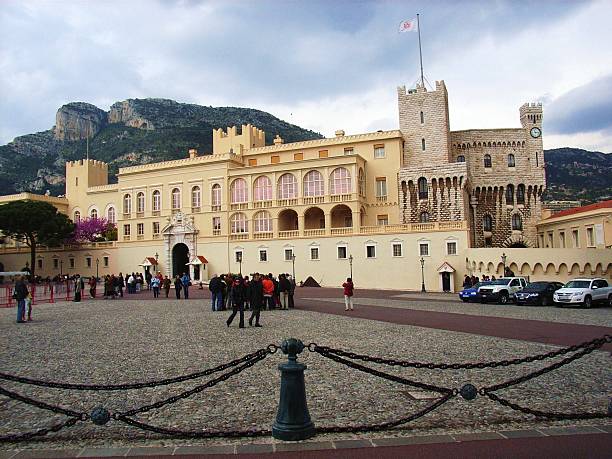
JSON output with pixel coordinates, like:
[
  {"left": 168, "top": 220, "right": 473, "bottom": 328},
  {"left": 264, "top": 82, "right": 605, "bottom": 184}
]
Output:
[{"left": 536, "top": 206, "right": 612, "bottom": 250}]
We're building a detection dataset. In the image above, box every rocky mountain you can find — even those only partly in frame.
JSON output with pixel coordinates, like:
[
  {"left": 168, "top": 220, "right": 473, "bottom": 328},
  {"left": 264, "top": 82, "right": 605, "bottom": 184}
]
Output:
[
  {"left": 0, "top": 100, "right": 610, "bottom": 204},
  {"left": 0, "top": 99, "right": 323, "bottom": 196}
]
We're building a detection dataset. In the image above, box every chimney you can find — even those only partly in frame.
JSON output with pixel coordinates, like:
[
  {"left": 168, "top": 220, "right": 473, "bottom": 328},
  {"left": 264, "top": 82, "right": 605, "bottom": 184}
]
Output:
[
  {"left": 188, "top": 148, "right": 198, "bottom": 158},
  {"left": 335, "top": 129, "right": 345, "bottom": 137},
  {"left": 273, "top": 135, "right": 284, "bottom": 145}
]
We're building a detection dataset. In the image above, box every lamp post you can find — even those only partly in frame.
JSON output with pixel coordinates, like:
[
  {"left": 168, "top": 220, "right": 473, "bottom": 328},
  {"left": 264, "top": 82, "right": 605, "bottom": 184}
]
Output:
[
  {"left": 96, "top": 258, "right": 99, "bottom": 280},
  {"left": 348, "top": 254, "right": 353, "bottom": 279},
  {"left": 291, "top": 253, "right": 296, "bottom": 280},
  {"left": 154, "top": 251, "right": 159, "bottom": 273},
  {"left": 501, "top": 252, "right": 507, "bottom": 277},
  {"left": 420, "top": 257, "right": 426, "bottom": 293},
  {"left": 237, "top": 252, "right": 242, "bottom": 275},
  {"left": 60, "top": 260, "right": 63, "bottom": 278}
]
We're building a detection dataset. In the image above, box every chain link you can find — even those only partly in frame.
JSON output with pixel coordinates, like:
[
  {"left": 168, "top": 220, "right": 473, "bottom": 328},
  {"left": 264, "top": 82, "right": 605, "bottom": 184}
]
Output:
[
  {"left": 0, "top": 417, "right": 79, "bottom": 443},
  {"left": 0, "top": 385, "right": 87, "bottom": 419}
]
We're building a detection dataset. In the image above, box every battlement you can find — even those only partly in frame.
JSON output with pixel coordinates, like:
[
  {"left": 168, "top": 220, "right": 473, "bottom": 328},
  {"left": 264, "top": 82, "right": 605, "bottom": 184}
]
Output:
[
  {"left": 519, "top": 102, "right": 543, "bottom": 127},
  {"left": 66, "top": 159, "right": 108, "bottom": 171},
  {"left": 397, "top": 80, "right": 447, "bottom": 97},
  {"left": 213, "top": 124, "right": 266, "bottom": 154}
]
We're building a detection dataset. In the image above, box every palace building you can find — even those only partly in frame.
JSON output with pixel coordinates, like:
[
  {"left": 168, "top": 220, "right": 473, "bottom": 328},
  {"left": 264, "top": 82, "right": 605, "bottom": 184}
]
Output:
[{"left": 6, "top": 80, "right": 604, "bottom": 291}]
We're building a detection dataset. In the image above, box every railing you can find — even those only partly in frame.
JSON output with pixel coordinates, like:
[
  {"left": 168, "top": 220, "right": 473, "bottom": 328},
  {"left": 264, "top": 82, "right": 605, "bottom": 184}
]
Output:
[
  {"left": 211, "top": 205, "right": 221, "bottom": 212},
  {"left": 1, "top": 335, "right": 610, "bottom": 443},
  {"left": 230, "top": 203, "right": 248, "bottom": 210},
  {"left": 302, "top": 196, "right": 324, "bottom": 205},
  {"left": 152, "top": 210, "right": 161, "bottom": 217},
  {"left": 229, "top": 233, "right": 249, "bottom": 241},
  {"left": 330, "top": 193, "right": 354, "bottom": 202},
  {"left": 212, "top": 229, "right": 221, "bottom": 236},
  {"left": 191, "top": 207, "right": 201, "bottom": 213},
  {"left": 137, "top": 235, "right": 144, "bottom": 240},
  {"left": 152, "top": 234, "right": 160, "bottom": 239},
  {"left": 136, "top": 212, "right": 144, "bottom": 218},
  {"left": 123, "top": 213, "right": 131, "bottom": 219},
  {"left": 304, "top": 229, "right": 325, "bottom": 237},
  {"left": 123, "top": 235, "right": 131, "bottom": 241},
  {"left": 253, "top": 201, "right": 272, "bottom": 209},
  {"left": 276, "top": 198, "right": 298, "bottom": 207},
  {"left": 330, "top": 227, "right": 353, "bottom": 235},
  {"left": 278, "top": 230, "right": 299, "bottom": 238},
  {"left": 376, "top": 195, "right": 387, "bottom": 202},
  {"left": 253, "top": 232, "right": 273, "bottom": 240}
]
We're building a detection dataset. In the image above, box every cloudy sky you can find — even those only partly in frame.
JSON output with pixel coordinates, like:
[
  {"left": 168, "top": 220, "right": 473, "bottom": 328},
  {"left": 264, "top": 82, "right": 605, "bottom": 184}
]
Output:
[{"left": 1, "top": 0, "right": 611, "bottom": 151}]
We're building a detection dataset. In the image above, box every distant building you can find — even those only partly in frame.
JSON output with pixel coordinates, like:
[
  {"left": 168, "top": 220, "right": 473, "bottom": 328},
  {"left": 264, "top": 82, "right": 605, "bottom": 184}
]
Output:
[{"left": 544, "top": 200, "right": 582, "bottom": 216}]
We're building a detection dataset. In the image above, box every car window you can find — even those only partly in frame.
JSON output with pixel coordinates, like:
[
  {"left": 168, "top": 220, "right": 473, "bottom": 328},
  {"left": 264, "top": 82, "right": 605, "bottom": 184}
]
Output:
[
  {"left": 510, "top": 279, "right": 519, "bottom": 287},
  {"left": 597, "top": 280, "right": 609, "bottom": 288}
]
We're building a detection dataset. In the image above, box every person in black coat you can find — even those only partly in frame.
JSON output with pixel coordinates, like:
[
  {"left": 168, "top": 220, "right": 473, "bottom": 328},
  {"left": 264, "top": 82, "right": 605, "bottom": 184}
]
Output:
[
  {"left": 173, "top": 275, "right": 182, "bottom": 299},
  {"left": 248, "top": 273, "right": 264, "bottom": 327},
  {"left": 227, "top": 276, "right": 245, "bottom": 328},
  {"left": 14, "top": 275, "right": 29, "bottom": 324}
]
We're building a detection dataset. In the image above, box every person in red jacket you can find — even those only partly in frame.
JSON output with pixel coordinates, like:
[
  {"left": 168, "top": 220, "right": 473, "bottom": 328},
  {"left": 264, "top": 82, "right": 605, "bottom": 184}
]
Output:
[
  {"left": 262, "top": 275, "right": 275, "bottom": 310},
  {"left": 342, "top": 277, "right": 354, "bottom": 311}
]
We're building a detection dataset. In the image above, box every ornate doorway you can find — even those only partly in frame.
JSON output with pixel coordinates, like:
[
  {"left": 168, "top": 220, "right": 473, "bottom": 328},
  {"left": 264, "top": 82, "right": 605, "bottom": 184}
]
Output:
[
  {"left": 172, "top": 243, "right": 189, "bottom": 277},
  {"left": 162, "top": 212, "right": 198, "bottom": 277}
]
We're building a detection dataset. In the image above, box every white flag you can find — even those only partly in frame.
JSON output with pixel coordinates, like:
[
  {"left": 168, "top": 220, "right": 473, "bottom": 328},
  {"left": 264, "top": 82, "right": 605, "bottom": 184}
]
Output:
[{"left": 398, "top": 18, "right": 417, "bottom": 33}]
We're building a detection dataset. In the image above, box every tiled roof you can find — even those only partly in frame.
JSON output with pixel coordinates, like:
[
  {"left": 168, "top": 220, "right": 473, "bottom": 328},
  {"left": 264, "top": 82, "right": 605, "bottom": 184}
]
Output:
[{"left": 547, "top": 200, "right": 612, "bottom": 219}]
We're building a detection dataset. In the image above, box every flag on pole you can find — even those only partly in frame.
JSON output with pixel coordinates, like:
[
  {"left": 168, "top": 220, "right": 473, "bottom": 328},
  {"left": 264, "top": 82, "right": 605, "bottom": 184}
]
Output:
[{"left": 398, "top": 18, "right": 417, "bottom": 33}]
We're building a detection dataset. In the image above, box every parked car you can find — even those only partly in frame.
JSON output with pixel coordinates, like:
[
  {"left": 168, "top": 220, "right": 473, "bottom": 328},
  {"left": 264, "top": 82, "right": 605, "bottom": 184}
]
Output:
[
  {"left": 515, "top": 281, "right": 564, "bottom": 306},
  {"left": 553, "top": 278, "right": 612, "bottom": 308},
  {"left": 478, "top": 277, "right": 528, "bottom": 304},
  {"left": 459, "top": 281, "right": 492, "bottom": 302}
]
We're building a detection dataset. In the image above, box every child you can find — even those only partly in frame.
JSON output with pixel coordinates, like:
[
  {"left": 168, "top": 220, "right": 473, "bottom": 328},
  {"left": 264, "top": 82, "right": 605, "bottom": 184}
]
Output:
[{"left": 24, "top": 291, "right": 33, "bottom": 321}]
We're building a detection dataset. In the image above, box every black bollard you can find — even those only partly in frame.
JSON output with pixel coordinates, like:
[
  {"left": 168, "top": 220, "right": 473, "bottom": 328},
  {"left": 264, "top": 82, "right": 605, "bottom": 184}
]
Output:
[{"left": 272, "top": 338, "right": 315, "bottom": 441}]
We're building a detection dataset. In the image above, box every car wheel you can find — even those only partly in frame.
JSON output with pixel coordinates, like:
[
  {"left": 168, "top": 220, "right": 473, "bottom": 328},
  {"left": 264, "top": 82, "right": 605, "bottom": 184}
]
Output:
[
  {"left": 608, "top": 295, "right": 612, "bottom": 308},
  {"left": 540, "top": 296, "right": 549, "bottom": 306},
  {"left": 499, "top": 292, "right": 509, "bottom": 304},
  {"left": 461, "top": 298, "right": 468, "bottom": 302},
  {"left": 584, "top": 296, "right": 592, "bottom": 309}
]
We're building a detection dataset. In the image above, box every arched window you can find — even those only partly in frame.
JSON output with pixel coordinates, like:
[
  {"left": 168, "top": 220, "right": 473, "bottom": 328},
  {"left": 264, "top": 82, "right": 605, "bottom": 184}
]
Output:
[
  {"left": 516, "top": 184, "right": 525, "bottom": 204},
  {"left": 358, "top": 168, "right": 365, "bottom": 196},
  {"left": 483, "top": 214, "right": 493, "bottom": 232},
  {"left": 457, "top": 155, "right": 465, "bottom": 163},
  {"left": 171, "top": 188, "right": 181, "bottom": 210},
  {"left": 253, "top": 176, "right": 272, "bottom": 201},
  {"left": 278, "top": 173, "right": 297, "bottom": 199},
  {"left": 152, "top": 190, "right": 161, "bottom": 212},
  {"left": 253, "top": 210, "right": 272, "bottom": 233},
  {"left": 508, "top": 154, "right": 516, "bottom": 167},
  {"left": 329, "top": 167, "right": 351, "bottom": 194},
  {"left": 484, "top": 154, "right": 492, "bottom": 168},
  {"left": 191, "top": 186, "right": 201, "bottom": 208},
  {"left": 230, "top": 212, "right": 248, "bottom": 233},
  {"left": 303, "top": 170, "right": 324, "bottom": 196},
  {"left": 211, "top": 184, "right": 221, "bottom": 207},
  {"left": 230, "top": 178, "right": 248, "bottom": 203},
  {"left": 512, "top": 213, "right": 523, "bottom": 231},
  {"left": 420, "top": 111, "right": 424, "bottom": 124},
  {"left": 107, "top": 207, "right": 116, "bottom": 224},
  {"left": 90, "top": 209, "right": 98, "bottom": 219},
  {"left": 123, "top": 194, "right": 131, "bottom": 214},
  {"left": 74, "top": 210, "right": 81, "bottom": 222},
  {"left": 419, "top": 211, "right": 430, "bottom": 223},
  {"left": 136, "top": 192, "right": 145, "bottom": 213},
  {"left": 418, "top": 177, "right": 428, "bottom": 200},
  {"left": 506, "top": 184, "right": 514, "bottom": 204}
]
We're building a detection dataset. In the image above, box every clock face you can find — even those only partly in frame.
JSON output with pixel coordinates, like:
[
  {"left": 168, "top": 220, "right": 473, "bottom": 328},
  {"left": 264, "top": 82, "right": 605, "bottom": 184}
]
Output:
[{"left": 530, "top": 127, "right": 541, "bottom": 138}]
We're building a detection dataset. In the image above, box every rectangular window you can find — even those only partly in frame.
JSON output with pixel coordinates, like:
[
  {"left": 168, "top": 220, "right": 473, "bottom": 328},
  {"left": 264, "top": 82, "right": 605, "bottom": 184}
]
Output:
[
  {"left": 284, "top": 248, "right": 294, "bottom": 261},
  {"left": 235, "top": 251, "right": 243, "bottom": 263},
  {"left": 123, "top": 224, "right": 131, "bottom": 236},
  {"left": 421, "top": 138, "right": 426, "bottom": 151},
  {"left": 310, "top": 247, "right": 319, "bottom": 260},
  {"left": 86, "top": 257, "right": 92, "bottom": 268},
  {"left": 248, "top": 158, "right": 257, "bottom": 166},
  {"left": 446, "top": 241, "right": 457, "bottom": 255},
  {"left": 547, "top": 233, "right": 553, "bottom": 248},
  {"left": 69, "top": 258, "right": 75, "bottom": 269},
  {"left": 337, "top": 246, "right": 347, "bottom": 259},
  {"left": 37, "top": 259, "right": 43, "bottom": 269},
  {"left": 377, "top": 215, "right": 389, "bottom": 226},
  {"left": 344, "top": 147, "right": 354, "bottom": 155},
  {"left": 559, "top": 231, "right": 566, "bottom": 248},
  {"left": 586, "top": 227, "right": 594, "bottom": 246},
  {"left": 572, "top": 229, "right": 579, "bottom": 248},
  {"left": 374, "top": 144, "right": 385, "bottom": 158},
  {"left": 366, "top": 245, "right": 376, "bottom": 258},
  {"left": 294, "top": 152, "right": 303, "bottom": 161},
  {"left": 213, "top": 216, "right": 221, "bottom": 231},
  {"left": 318, "top": 150, "right": 328, "bottom": 158},
  {"left": 392, "top": 243, "right": 403, "bottom": 257},
  {"left": 271, "top": 155, "right": 280, "bottom": 164},
  {"left": 259, "top": 249, "right": 267, "bottom": 262},
  {"left": 103, "top": 256, "right": 109, "bottom": 267},
  {"left": 419, "top": 242, "right": 430, "bottom": 257},
  {"left": 152, "top": 222, "right": 160, "bottom": 234},
  {"left": 53, "top": 258, "right": 59, "bottom": 269},
  {"left": 137, "top": 223, "right": 144, "bottom": 236},
  {"left": 420, "top": 111, "right": 424, "bottom": 124},
  {"left": 375, "top": 178, "right": 387, "bottom": 197}
]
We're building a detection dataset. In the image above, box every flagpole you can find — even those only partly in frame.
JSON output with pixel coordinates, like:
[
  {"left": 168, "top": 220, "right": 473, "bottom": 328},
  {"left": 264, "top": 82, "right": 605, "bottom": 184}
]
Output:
[{"left": 417, "top": 13, "right": 424, "bottom": 87}]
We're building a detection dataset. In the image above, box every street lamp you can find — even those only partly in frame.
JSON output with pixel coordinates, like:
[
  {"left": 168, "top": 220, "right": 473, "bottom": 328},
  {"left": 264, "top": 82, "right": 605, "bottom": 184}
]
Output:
[
  {"left": 60, "top": 260, "right": 63, "bottom": 277},
  {"left": 420, "top": 257, "right": 426, "bottom": 293},
  {"left": 154, "top": 251, "right": 159, "bottom": 273},
  {"left": 291, "top": 253, "right": 296, "bottom": 280},
  {"left": 348, "top": 254, "right": 353, "bottom": 279},
  {"left": 501, "top": 252, "right": 507, "bottom": 277},
  {"left": 237, "top": 252, "right": 242, "bottom": 275},
  {"left": 96, "top": 258, "right": 99, "bottom": 280}
]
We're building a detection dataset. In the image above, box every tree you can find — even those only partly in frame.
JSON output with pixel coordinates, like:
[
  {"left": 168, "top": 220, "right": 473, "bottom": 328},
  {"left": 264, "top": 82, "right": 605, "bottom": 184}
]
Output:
[
  {"left": 70, "top": 217, "right": 117, "bottom": 243},
  {"left": 0, "top": 200, "right": 74, "bottom": 279}
]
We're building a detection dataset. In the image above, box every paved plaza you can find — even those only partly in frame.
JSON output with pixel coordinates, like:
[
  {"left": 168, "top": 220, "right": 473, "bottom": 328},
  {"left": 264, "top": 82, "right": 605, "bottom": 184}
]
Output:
[{"left": 1, "top": 288, "right": 611, "bottom": 455}]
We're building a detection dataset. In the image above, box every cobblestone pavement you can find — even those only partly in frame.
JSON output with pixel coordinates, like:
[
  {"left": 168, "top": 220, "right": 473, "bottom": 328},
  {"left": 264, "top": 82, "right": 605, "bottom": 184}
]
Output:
[{"left": 1, "top": 295, "right": 610, "bottom": 451}]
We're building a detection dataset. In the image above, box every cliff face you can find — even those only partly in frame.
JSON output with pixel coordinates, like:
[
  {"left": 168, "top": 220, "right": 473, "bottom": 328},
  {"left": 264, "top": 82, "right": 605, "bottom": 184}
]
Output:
[
  {"left": 108, "top": 100, "right": 153, "bottom": 130},
  {"left": 54, "top": 102, "right": 108, "bottom": 141}
]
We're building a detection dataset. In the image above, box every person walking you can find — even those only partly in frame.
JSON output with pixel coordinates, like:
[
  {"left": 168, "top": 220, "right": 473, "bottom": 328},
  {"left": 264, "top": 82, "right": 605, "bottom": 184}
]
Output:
[
  {"left": 226, "top": 276, "right": 245, "bottom": 328},
  {"left": 342, "top": 277, "right": 354, "bottom": 311},
  {"left": 279, "top": 274, "right": 290, "bottom": 310},
  {"left": 13, "top": 275, "right": 29, "bottom": 323},
  {"left": 163, "top": 276, "right": 171, "bottom": 298},
  {"left": 248, "top": 273, "right": 263, "bottom": 327},
  {"left": 262, "top": 275, "right": 274, "bottom": 310},
  {"left": 128, "top": 273, "right": 135, "bottom": 294},
  {"left": 174, "top": 275, "right": 182, "bottom": 299},
  {"left": 118, "top": 272, "right": 125, "bottom": 297},
  {"left": 209, "top": 274, "right": 222, "bottom": 311},
  {"left": 181, "top": 272, "right": 190, "bottom": 299},
  {"left": 88, "top": 276, "right": 97, "bottom": 299},
  {"left": 151, "top": 276, "right": 161, "bottom": 298},
  {"left": 288, "top": 274, "right": 296, "bottom": 308},
  {"left": 24, "top": 290, "right": 33, "bottom": 322},
  {"left": 73, "top": 275, "right": 83, "bottom": 302}
]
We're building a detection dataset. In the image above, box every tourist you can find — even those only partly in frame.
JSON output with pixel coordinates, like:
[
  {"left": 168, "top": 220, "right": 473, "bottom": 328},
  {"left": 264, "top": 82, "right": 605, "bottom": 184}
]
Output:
[
  {"left": 127, "top": 273, "right": 135, "bottom": 294},
  {"left": 463, "top": 275, "right": 471, "bottom": 289},
  {"left": 24, "top": 289, "right": 33, "bottom": 322},
  {"left": 151, "top": 275, "right": 160, "bottom": 298},
  {"left": 136, "top": 273, "right": 144, "bottom": 292},
  {"left": 262, "top": 275, "right": 274, "bottom": 310},
  {"left": 271, "top": 274, "right": 280, "bottom": 309},
  {"left": 243, "top": 275, "right": 251, "bottom": 311},
  {"left": 88, "top": 276, "right": 97, "bottom": 298},
  {"left": 343, "top": 277, "right": 354, "bottom": 311},
  {"left": 226, "top": 276, "right": 245, "bottom": 328},
  {"left": 209, "top": 274, "right": 223, "bottom": 311},
  {"left": 248, "top": 273, "right": 263, "bottom": 327},
  {"left": 174, "top": 275, "right": 182, "bottom": 299},
  {"left": 73, "top": 274, "right": 83, "bottom": 302},
  {"left": 288, "top": 274, "right": 296, "bottom": 308},
  {"left": 223, "top": 274, "right": 231, "bottom": 310},
  {"left": 118, "top": 272, "right": 125, "bottom": 297},
  {"left": 13, "top": 275, "right": 29, "bottom": 323},
  {"left": 103, "top": 275, "right": 111, "bottom": 299},
  {"left": 279, "top": 274, "right": 290, "bottom": 310},
  {"left": 163, "top": 275, "right": 171, "bottom": 298},
  {"left": 181, "top": 272, "right": 190, "bottom": 299},
  {"left": 111, "top": 274, "right": 119, "bottom": 298}
]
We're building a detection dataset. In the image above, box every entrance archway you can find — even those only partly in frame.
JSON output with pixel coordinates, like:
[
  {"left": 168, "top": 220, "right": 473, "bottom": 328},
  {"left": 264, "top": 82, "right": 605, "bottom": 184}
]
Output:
[{"left": 172, "top": 243, "right": 189, "bottom": 277}]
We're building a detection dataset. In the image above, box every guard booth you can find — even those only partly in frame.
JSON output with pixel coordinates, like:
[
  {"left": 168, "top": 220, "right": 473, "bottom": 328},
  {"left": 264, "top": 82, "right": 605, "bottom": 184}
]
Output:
[
  {"left": 437, "top": 262, "right": 456, "bottom": 293},
  {"left": 138, "top": 257, "right": 159, "bottom": 277},
  {"left": 186, "top": 255, "right": 209, "bottom": 282}
]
